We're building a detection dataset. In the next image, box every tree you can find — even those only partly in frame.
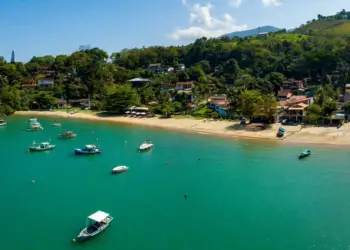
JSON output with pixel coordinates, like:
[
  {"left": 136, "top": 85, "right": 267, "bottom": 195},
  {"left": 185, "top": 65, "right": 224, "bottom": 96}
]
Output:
[
  {"left": 104, "top": 84, "right": 140, "bottom": 113},
  {"left": 237, "top": 90, "right": 263, "bottom": 120},
  {"left": 322, "top": 100, "right": 337, "bottom": 117},
  {"left": 305, "top": 104, "right": 322, "bottom": 124},
  {"left": 161, "top": 104, "right": 175, "bottom": 118},
  {"left": 261, "top": 94, "right": 277, "bottom": 123},
  {"left": 33, "top": 91, "right": 59, "bottom": 110},
  {"left": 344, "top": 102, "right": 350, "bottom": 115},
  {"left": 265, "top": 72, "right": 285, "bottom": 94}
]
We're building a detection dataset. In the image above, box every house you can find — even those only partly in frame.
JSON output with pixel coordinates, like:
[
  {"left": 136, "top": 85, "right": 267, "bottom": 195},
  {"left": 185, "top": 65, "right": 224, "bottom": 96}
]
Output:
[
  {"left": 22, "top": 77, "right": 38, "bottom": 89},
  {"left": 344, "top": 94, "right": 350, "bottom": 103},
  {"left": 38, "top": 78, "right": 54, "bottom": 88},
  {"left": 282, "top": 78, "right": 304, "bottom": 90},
  {"left": 161, "top": 81, "right": 195, "bottom": 91},
  {"left": 165, "top": 66, "right": 174, "bottom": 72},
  {"left": 148, "top": 63, "right": 163, "bottom": 73},
  {"left": 257, "top": 32, "right": 269, "bottom": 38},
  {"left": 39, "top": 66, "right": 55, "bottom": 76},
  {"left": 279, "top": 96, "right": 314, "bottom": 122},
  {"left": 128, "top": 78, "right": 150, "bottom": 88},
  {"left": 277, "top": 89, "right": 293, "bottom": 101},
  {"left": 207, "top": 95, "right": 230, "bottom": 116},
  {"left": 345, "top": 84, "right": 350, "bottom": 94}
]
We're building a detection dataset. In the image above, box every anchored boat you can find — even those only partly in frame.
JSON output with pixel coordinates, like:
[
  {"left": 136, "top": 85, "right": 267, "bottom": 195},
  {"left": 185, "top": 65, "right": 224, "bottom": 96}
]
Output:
[
  {"left": 28, "top": 142, "right": 55, "bottom": 152},
  {"left": 139, "top": 140, "right": 153, "bottom": 151},
  {"left": 0, "top": 119, "right": 7, "bottom": 126},
  {"left": 58, "top": 131, "right": 77, "bottom": 139},
  {"left": 299, "top": 149, "right": 311, "bottom": 159},
  {"left": 75, "top": 145, "right": 101, "bottom": 155},
  {"left": 73, "top": 211, "right": 113, "bottom": 242},
  {"left": 112, "top": 165, "right": 129, "bottom": 174}
]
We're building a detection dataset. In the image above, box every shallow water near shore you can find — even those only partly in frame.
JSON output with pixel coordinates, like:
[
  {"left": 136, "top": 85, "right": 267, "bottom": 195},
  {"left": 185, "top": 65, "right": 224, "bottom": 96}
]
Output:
[{"left": 1, "top": 116, "right": 350, "bottom": 250}]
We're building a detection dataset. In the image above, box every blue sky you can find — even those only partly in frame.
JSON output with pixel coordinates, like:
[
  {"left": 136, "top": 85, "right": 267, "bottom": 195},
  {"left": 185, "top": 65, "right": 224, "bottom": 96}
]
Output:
[{"left": 1, "top": 0, "right": 350, "bottom": 62}]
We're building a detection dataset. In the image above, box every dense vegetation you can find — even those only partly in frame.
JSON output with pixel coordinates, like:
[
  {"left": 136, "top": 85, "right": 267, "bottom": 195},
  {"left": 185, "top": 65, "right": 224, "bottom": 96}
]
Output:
[{"left": 1, "top": 11, "right": 350, "bottom": 121}]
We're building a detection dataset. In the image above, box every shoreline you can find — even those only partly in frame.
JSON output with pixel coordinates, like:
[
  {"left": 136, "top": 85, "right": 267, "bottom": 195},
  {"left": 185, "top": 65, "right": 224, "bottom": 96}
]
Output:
[{"left": 14, "top": 111, "right": 350, "bottom": 147}]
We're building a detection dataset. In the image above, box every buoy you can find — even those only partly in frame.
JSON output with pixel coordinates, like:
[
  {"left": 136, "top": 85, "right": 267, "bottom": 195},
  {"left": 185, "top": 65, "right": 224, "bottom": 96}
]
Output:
[
  {"left": 31, "top": 180, "right": 35, "bottom": 183},
  {"left": 165, "top": 162, "right": 168, "bottom": 166},
  {"left": 72, "top": 238, "right": 76, "bottom": 243},
  {"left": 184, "top": 193, "right": 188, "bottom": 199}
]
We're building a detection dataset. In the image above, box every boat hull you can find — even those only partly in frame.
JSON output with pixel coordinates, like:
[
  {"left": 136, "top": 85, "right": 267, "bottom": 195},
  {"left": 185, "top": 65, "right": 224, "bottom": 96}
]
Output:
[
  {"left": 29, "top": 146, "right": 55, "bottom": 152},
  {"left": 139, "top": 145, "right": 153, "bottom": 151},
  {"left": 112, "top": 166, "right": 129, "bottom": 174},
  {"left": 75, "top": 217, "right": 113, "bottom": 242},
  {"left": 74, "top": 149, "right": 101, "bottom": 155}
]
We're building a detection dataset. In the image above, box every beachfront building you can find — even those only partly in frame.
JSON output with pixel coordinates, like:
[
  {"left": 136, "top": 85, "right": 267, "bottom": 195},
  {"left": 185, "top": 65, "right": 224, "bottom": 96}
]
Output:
[
  {"left": 279, "top": 96, "right": 314, "bottom": 123},
  {"left": 207, "top": 95, "right": 230, "bottom": 116},
  {"left": 128, "top": 78, "right": 150, "bottom": 88},
  {"left": 38, "top": 78, "right": 54, "bottom": 88}
]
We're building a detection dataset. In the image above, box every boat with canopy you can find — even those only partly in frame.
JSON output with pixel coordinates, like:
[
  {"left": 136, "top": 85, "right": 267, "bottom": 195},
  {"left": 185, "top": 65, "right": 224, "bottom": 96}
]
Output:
[{"left": 73, "top": 211, "right": 113, "bottom": 242}]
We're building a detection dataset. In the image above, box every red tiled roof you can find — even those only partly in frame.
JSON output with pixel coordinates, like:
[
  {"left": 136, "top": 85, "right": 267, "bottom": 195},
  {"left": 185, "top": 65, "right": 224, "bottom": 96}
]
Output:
[
  {"left": 209, "top": 100, "right": 229, "bottom": 105},
  {"left": 278, "top": 89, "right": 292, "bottom": 97}
]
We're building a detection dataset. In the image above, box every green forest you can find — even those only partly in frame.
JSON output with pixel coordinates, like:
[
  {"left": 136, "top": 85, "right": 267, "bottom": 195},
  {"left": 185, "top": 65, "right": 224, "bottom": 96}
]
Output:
[{"left": 1, "top": 10, "right": 350, "bottom": 122}]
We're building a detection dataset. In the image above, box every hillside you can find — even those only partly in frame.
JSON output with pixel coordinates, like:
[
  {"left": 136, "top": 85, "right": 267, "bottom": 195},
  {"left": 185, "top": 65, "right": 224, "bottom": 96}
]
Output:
[
  {"left": 295, "top": 17, "right": 350, "bottom": 36},
  {"left": 221, "top": 25, "right": 281, "bottom": 38}
]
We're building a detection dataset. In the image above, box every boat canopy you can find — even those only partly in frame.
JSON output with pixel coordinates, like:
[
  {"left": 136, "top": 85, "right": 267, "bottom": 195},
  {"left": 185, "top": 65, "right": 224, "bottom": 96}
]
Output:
[
  {"left": 88, "top": 211, "right": 109, "bottom": 222},
  {"left": 85, "top": 145, "right": 96, "bottom": 149},
  {"left": 41, "top": 142, "right": 49, "bottom": 145}
]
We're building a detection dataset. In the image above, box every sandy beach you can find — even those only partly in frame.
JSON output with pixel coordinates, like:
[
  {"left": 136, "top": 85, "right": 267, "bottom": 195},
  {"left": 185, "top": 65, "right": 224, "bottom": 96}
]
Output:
[{"left": 14, "top": 110, "right": 350, "bottom": 146}]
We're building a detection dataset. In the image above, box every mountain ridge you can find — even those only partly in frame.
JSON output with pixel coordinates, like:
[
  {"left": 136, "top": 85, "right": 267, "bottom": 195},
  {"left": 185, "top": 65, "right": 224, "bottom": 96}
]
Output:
[{"left": 222, "top": 25, "right": 281, "bottom": 38}]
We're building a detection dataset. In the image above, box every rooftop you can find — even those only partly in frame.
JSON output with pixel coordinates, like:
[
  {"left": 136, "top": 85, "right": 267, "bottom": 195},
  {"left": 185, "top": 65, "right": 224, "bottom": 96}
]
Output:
[
  {"left": 128, "top": 78, "right": 150, "bottom": 82},
  {"left": 88, "top": 211, "right": 109, "bottom": 222}
]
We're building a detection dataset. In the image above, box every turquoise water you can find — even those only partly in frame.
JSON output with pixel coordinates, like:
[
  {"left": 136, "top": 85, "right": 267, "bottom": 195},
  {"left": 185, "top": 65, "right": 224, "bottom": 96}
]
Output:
[{"left": 1, "top": 116, "right": 350, "bottom": 250}]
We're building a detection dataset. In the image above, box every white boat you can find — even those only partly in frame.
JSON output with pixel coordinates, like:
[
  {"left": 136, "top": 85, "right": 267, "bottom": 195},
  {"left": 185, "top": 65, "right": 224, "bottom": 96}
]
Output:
[
  {"left": 28, "top": 141, "right": 55, "bottom": 152},
  {"left": 74, "top": 211, "right": 113, "bottom": 242},
  {"left": 112, "top": 165, "right": 129, "bottom": 174},
  {"left": 139, "top": 140, "right": 153, "bottom": 151},
  {"left": 0, "top": 120, "right": 7, "bottom": 126},
  {"left": 52, "top": 123, "right": 62, "bottom": 127},
  {"left": 27, "top": 122, "right": 43, "bottom": 131},
  {"left": 28, "top": 118, "right": 38, "bottom": 123}
]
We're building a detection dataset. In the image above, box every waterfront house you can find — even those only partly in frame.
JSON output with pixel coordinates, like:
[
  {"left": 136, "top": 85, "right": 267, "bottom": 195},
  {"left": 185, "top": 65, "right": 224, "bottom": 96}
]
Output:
[
  {"left": 38, "top": 78, "right": 54, "bottom": 88},
  {"left": 128, "top": 78, "right": 150, "bottom": 88},
  {"left": 207, "top": 95, "right": 230, "bottom": 116},
  {"left": 279, "top": 96, "right": 313, "bottom": 122}
]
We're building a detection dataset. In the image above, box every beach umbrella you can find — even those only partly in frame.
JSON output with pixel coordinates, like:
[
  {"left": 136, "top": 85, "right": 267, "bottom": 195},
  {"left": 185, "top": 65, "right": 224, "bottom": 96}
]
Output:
[{"left": 125, "top": 111, "right": 130, "bottom": 114}]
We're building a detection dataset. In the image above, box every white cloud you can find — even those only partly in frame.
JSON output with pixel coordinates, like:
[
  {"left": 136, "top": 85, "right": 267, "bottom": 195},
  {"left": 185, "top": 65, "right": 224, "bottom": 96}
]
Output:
[
  {"left": 262, "top": 0, "right": 282, "bottom": 6},
  {"left": 229, "top": 0, "right": 243, "bottom": 8},
  {"left": 170, "top": 2, "right": 248, "bottom": 40}
]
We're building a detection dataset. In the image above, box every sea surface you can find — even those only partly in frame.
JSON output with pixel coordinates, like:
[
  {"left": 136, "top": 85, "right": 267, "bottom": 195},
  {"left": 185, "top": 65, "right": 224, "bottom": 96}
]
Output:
[{"left": 1, "top": 116, "right": 350, "bottom": 250}]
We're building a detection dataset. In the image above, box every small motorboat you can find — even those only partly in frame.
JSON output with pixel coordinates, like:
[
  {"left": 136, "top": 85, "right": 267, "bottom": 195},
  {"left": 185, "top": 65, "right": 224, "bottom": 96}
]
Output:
[
  {"left": 28, "top": 141, "right": 55, "bottom": 152},
  {"left": 52, "top": 123, "right": 62, "bottom": 127},
  {"left": 27, "top": 122, "right": 44, "bottom": 131},
  {"left": 0, "top": 119, "right": 7, "bottom": 126},
  {"left": 139, "top": 140, "right": 153, "bottom": 151},
  {"left": 75, "top": 145, "right": 101, "bottom": 155},
  {"left": 299, "top": 149, "right": 311, "bottom": 159},
  {"left": 73, "top": 211, "right": 113, "bottom": 242},
  {"left": 58, "top": 131, "right": 77, "bottom": 139},
  {"left": 112, "top": 166, "right": 129, "bottom": 174},
  {"left": 28, "top": 118, "right": 38, "bottom": 123},
  {"left": 277, "top": 127, "right": 285, "bottom": 138}
]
